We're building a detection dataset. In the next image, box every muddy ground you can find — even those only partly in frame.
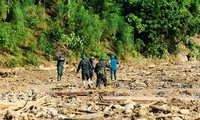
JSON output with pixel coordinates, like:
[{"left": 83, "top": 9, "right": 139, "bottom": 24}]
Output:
[{"left": 0, "top": 59, "right": 199, "bottom": 120}]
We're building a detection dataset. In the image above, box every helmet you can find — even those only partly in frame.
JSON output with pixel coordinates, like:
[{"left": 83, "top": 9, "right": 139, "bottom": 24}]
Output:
[
  {"left": 100, "top": 56, "right": 105, "bottom": 61},
  {"left": 110, "top": 55, "right": 115, "bottom": 59},
  {"left": 81, "top": 54, "right": 86, "bottom": 59}
]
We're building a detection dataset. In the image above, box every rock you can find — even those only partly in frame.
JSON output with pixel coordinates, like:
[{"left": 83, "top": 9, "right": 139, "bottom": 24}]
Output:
[
  {"left": 147, "top": 63, "right": 156, "bottom": 68},
  {"left": 8, "top": 93, "right": 17, "bottom": 102},
  {"left": 57, "top": 102, "right": 64, "bottom": 108},
  {"left": 113, "top": 104, "right": 125, "bottom": 111},
  {"left": 160, "top": 104, "right": 170, "bottom": 111},
  {"left": 58, "top": 114, "right": 68, "bottom": 120},
  {"left": 137, "top": 118, "right": 148, "bottom": 120},
  {"left": 69, "top": 114, "right": 75, "bottom": 118},
  {"left": 136, "top": 80, "right": 147, "bottom": 87},
  {"left": 124, "top": 100, "right": 136, "bottom": 114},
  {"left": 49, "top": 108, "right": 58, "bottom": 116},
  {"left": 138, "top": 104, "right": 149, "bottom": 116},
  {"left": 172, "top": 116, "right": 183, "bottom": 120},
  {"left": 177, "top": 53, "right": 188, "bottom": 62},
  {"left": 171, "top": 106, "right": 180, "bottom": 113},
  {"left": 180, "top": 109, "right": 190, "bottom": 115},
  {"left": 38, "top": 64, "right": 45, "bottom": 69}
]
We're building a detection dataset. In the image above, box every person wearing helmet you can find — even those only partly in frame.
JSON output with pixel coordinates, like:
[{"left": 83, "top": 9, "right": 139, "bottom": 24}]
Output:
[
  {"left": 77, "top": 54, "right": 92, "bottom": 89},
  {"left": 94, "top": 56, "right": 109, "bottom": 88},
  {"left": 57, "top": 54, "right": 65, "bottom": 81},
  {"left": 110, "top": 55, "right": 119, "bottom": 80},
  {"left": 89, "top": 57, "right": 95, "bottom": 80}
]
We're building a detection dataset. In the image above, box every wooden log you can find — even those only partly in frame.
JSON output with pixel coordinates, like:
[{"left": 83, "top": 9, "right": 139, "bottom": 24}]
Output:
[
  {"left": 21, "top": 96, "right": 49, "bottom": 112},
  {"left": 98, "top": 96, "right": 200, "bottom": 102},
  {"left": 96, "top": 102, "right": 112, "bottom": 106},
  {"left": 75, "top": 112, "right": 105, "bottom": 120},
  {"left": 100, "top": 96, "right": 167, "bottom": 102},
  {"left": 78, "top": 110, "right": 98, "bottom": 114},
  {"left": 13, "top": 100, "right": 30, "bottom": 111},
  {"left": 49, "top": 91, "right": 93, "bottom": 97},
  {"left": 96, "top": 102, "right": 128, "bottom": 107}
]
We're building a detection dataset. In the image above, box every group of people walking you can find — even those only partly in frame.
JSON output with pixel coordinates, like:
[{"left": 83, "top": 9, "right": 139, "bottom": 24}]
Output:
[{"left": 57, "top": 54, "right": 119, "bottom": 89}]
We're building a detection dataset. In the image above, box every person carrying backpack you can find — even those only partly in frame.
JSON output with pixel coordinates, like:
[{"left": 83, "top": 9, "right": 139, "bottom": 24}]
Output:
[
  {"left": 89, "top": 57, "right": 95, "bottom": 80},
  {"left": 94, "top": 56, "right": 109, "bottom": 89},
  {"left": 76, "top": 54, "right": 92, "bottom": 88},
  {"left": 110, "top": 55, "right": 119, "bottom": 80}
]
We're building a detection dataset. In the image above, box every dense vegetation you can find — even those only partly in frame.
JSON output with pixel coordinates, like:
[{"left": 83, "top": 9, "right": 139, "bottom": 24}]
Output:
[{"left": 0, "top": 0, "right": 199, "bottom": 67}]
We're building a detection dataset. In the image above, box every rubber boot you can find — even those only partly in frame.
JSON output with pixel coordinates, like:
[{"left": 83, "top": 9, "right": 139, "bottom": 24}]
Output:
[
  {"left": 57, "top": 76, "right": 60, "bottom": 81},
  {"left": 83, "top": 81, "right": 87, "bottom": 89}
]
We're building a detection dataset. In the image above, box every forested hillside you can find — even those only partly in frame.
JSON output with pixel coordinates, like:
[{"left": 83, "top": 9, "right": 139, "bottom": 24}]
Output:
[{"left": 0, "top": 0, "right": 199, "bottom": 67}]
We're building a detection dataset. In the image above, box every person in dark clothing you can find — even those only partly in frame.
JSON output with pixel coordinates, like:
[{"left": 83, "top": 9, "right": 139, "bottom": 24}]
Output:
[
  {"left": 77, "top": 54, "right": 92, "bottom": 88},
  {"left": 110, "top": 55, "right": 119, "bottom": 80},
  {"left": 89, "top": 57, "right": 95, "bottom": 80},
  {"left": 57, "top": 54, "right": 65, "bottom": 81},
  {"left": 94, "top": 56, "right": 109, "bottom": 89}
]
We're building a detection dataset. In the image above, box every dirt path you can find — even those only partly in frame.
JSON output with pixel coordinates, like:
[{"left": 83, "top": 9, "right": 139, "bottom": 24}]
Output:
[{"left": 0, "top": 60, "right": 200, "bottom": 119}]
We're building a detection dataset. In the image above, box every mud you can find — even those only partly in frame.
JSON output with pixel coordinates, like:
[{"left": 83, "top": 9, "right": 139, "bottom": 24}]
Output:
[{"left": 0, "top": 60, "right": 199, "bottom": 120}]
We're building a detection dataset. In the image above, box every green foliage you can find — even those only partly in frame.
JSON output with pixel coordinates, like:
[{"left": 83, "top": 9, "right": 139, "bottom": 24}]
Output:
[
  {"left": 0, "top": 0, "right": 199, "bottom": 67},
  {"left": 0, "top": 23, "right": 11, "bottom": 51},
  {"left": 24, "top": 52, "right": 39, "bottom": 66},
  {"left": 37, "top": 30, "right": 55, "bottom": 56},
  {"left": 66, "top": 1, "right": 103, "bottom": 52},
  {"left": 0, "top": 23, "right": 21, "bottom": 55},
  {"left": 102, "top": 13, "right": 121, "bottom": 39},
  {"left": 23, "top": 5, "right": 48, "bottom": 29},
  {"left": 13, "top": 6, "right": 24, "bottom": 32},
  {"left": 100, "top": 1, "right": 134, "bottom": 57},
  {"left": 126, "top": 13, "right": 146, "bottom": 34},
  {"left": 123, "top": 0, "right": 200, "bottom": 57},
  {"left": 54, "top": 0, "right": 69, "bottom": 21},
  {"left": 9, "top": 58, "right": 18, "bottom": 68},
  {"left": 135, "top": 38, "right": 145, "bottom": 52},
  {"left": 63, "top": 33, "right": 84, "bottom": 51},
  {"left": 185, "top": 38, "right": 200, "bottom": 60},
  {"left": 0, "top": 0, "right": 7, "bottom": 21}
]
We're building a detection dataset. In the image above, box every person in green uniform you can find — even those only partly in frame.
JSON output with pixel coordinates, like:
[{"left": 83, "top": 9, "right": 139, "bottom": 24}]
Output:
[
  {"left": 94, "top": 56, "right": 109, "bottom": 89},
  {"left": 76, "top": 54, "right": 92, "bottom": 88},
  {"left": 57, "top": 54, "right": 65, "bottom": 81}
]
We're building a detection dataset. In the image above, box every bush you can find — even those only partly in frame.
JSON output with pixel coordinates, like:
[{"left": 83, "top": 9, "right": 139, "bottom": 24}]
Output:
[
  {"left": 9, "top": 58, "right": 18, "bottom": 68},
  {"left": 24, "top": 52, "right": 39, "bottom": 66}
]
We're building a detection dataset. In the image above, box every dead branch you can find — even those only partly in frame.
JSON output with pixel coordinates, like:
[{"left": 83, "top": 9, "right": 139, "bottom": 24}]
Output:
[
  {"left": 78, "top": 109, "right": 98, "bottom": 114},
  {"left": 49, "top": 91, "right": 93, "bottom": 97}
]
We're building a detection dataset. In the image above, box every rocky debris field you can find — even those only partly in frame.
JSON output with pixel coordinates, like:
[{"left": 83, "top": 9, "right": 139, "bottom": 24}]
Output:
[{"left": 0, "top": 60, "right": 200, "bottom": 120}]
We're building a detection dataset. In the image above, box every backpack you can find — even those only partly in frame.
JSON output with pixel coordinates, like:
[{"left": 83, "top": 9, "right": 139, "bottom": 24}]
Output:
[
  {"left": 81, "top": 59, "right": 89, "bottom": 71},
  {"left": 96, "top": 62, "right": 105, "bottom": 75}
]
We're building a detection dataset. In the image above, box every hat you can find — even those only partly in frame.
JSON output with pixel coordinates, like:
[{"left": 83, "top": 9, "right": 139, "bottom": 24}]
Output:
[
  {"left": 81, "top": 54, "right": 86, "bottom": 59},
  {"left": 110, "top": 55, "right": 115, "bottom": 59},
  {"left": 100, "top": 56, "right": 105, "bottom": 61}
]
